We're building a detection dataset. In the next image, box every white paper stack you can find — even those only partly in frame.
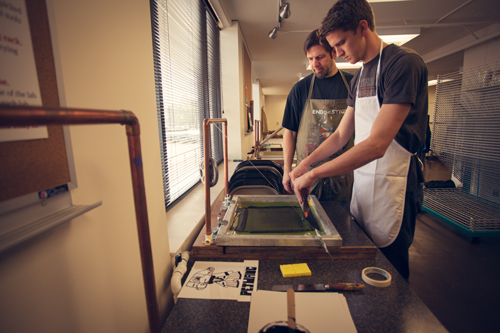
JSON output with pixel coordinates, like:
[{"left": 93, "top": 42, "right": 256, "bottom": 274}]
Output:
[{"left": 248, "top": 290, "right": 357, "bottom": 332}]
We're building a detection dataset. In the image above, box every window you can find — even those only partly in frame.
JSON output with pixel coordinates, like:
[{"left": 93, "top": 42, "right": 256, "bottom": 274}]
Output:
[{"left": 150, "top": 0, "right": 223, "bottom": 208}]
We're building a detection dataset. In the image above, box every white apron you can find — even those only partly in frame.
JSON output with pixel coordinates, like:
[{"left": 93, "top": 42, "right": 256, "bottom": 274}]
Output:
[{"left": 350, "top": 41, "right": 412, "bottom": 248}]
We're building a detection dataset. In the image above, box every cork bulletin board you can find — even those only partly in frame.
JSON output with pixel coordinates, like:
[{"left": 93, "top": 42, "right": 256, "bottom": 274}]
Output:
[{"left": 0, "top": 0, "right": 70, "bottom": 202}]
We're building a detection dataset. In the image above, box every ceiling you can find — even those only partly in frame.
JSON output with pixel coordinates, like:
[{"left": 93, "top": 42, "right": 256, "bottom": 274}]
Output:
[{"left": 210, "top": 0, "right": 500, "bottom": 95}]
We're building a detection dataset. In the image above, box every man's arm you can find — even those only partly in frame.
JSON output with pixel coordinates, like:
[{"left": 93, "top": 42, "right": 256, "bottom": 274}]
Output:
[
  {"left": 292, "top": 103, "right": 412, "bottom": 202},
  {"left": 289, "top": 105, "right": 355, "bottom": 181},
  {"left": 282, "top": 129, "right": 297, "bottom": 194}
]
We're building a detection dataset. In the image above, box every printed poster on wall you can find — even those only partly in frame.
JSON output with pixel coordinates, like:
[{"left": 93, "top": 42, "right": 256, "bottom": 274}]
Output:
[{"left": 0, "top": 0, "right": 47, "bottom": 143}]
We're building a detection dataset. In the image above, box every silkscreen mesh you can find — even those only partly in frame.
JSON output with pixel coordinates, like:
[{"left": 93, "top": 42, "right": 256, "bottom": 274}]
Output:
[{"left": 424, "top": 61, "right": 500, "bottom": 234}]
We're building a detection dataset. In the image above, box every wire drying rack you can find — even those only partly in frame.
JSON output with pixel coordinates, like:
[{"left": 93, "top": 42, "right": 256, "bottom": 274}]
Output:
[{"left": 423, "top": 61, "right": 500, "bottom": 237}]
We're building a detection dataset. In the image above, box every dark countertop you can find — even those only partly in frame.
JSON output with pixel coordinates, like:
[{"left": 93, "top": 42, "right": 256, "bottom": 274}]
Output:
[
  {"left": 320, "top": 201, "right": 374, "bottom": 247},
  {"left": 163, "top": 202, "right": 448, "bottom": 333}
]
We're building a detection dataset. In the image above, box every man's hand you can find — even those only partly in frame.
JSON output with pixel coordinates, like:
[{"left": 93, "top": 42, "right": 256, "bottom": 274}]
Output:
[
  {"left": 289, "top": 160, "right": 309, "bottom": 184},
  {"left": 288, "top": 160, "right": 311, "bottom": 199},
  {"left": 292, "top": 171, "right": 315, "bottom": 204},
  {"left": 282, "top": 172, "right": 293, "bottom": 194}
]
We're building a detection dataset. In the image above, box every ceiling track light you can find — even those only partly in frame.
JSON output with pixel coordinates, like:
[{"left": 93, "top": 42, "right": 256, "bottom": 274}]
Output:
[
  {"left": 268, "top": 0, "right": 290, "bottom": 39},
  {"left": 279, "top": 1, "right": 291, "bottom": 19},
  {"left": 268, "top": 20, "right": 281, "bottom": 39},
  {"left": 268, "top": 27, "right": 278, "bottom": 39}
]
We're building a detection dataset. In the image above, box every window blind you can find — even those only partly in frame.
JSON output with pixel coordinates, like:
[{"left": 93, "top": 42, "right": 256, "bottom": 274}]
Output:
[{"left": 150, "top": 0, "right": 223, "bottom": 209}]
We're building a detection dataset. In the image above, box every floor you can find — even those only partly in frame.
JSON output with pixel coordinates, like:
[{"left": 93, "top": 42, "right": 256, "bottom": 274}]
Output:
[{"left": 409, "top": 159, "right": 500, "bottom": 333}]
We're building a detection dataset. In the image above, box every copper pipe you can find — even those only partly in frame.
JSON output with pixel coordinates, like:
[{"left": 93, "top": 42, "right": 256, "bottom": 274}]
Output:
[
  {"left": 202, "top": 118, "right": 228, "bottom": 242},
  {"left": 253, "top": 119, "right": 261, "bottom": 159},
  {"left": 0, "top": 106, "right": 160, "bottom": 333},
  {"left": 257, "top": 119, "right": 261, "bottom": 158},
  {"left": 126, "top": 133, "right": 160, "bottom": 333},
  {"left": 223, "top": 122, "right": 229, "bottom": 196},
  {"left": 258, "top": 120, "right": 261, "bottom": 142},
  {"left": 203, "top": 120, "right": 211, "bottom": 238}
]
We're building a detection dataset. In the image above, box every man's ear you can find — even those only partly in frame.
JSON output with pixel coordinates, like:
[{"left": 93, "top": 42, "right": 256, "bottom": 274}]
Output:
[
  {"left": 330, "top": 48, "right": 337, "bottom": 59},
  {"left": 358, "top": 20, "right": 369, "bottom": 36}
]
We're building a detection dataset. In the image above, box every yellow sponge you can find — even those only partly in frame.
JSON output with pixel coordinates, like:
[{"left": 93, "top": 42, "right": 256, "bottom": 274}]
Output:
[{"left": 280, "top": 263, "right": 312, "bottom": 277}]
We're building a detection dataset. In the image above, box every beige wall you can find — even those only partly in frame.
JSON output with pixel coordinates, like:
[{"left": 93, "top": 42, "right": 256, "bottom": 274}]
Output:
[
  {"left": 221, "top": 23, "right": 244, "bottom": 159},
  {"left": 264, "top": 95, "right": 288, "bottom": 132},
  {"left": 0, "top": 0, "right": 171, "bottom": 332},
  {"left": 0, "top": 3, "right": 258, "bottom": 332},
  {"left": 428, "top": 85, "right": 436, "bottom": 127},
  {"left": 242, "top": 40, "right": 255, "bottom": 155},
  {"left": 221, "top": 22, "right": 254, "bottom": 159},
  {"left": 463, "top": 36, "right": 500, "bottom": 69}
]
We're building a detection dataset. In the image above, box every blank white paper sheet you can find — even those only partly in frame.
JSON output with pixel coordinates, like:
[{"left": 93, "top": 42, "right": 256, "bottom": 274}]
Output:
[{"left": 248, "top": 290, "right": 357, "bottom": 333}]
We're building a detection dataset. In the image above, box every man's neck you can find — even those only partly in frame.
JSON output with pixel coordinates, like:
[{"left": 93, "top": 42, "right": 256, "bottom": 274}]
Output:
[
  {"left": 325, "top": 66, "right": 339, "bottom": 78},
  {"left": 362, "top": 33, "right": 387, "bottom": 64}
]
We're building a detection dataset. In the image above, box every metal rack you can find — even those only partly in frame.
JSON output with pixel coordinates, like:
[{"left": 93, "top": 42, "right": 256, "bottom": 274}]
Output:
[{"left": 423, "top": 61, "right": 500, "bottom": 237}]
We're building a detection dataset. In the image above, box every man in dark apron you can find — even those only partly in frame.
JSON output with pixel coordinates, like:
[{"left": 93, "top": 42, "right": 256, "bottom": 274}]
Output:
[
  {"left": 290, "top": 0, "right": 428, "bottom": 282},
  {"left": 281, "top": 29, "right": 353, "bottom": 204}
]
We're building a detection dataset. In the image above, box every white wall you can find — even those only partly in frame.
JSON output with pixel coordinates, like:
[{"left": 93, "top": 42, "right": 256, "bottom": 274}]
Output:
[
  {"left": 221, "top": 22, "right": 243, "bottom": 159},
  {"left": 265, "top": 95, "right": 288, "bottom": 132},
  {"left": 252, "top": 80, "right": 262, "bottom": 122},
  {"left": 428, "top": 85, "right": 436, "bottom": 126},
  {"left": 463, "top": 36, "right": 500, "bottom": 69},
  {"left": 221, "top": 21, "right": 255, "bottom": 159},
  {"left": 0, "top": 0, "right": 172, "bottom": 332}
]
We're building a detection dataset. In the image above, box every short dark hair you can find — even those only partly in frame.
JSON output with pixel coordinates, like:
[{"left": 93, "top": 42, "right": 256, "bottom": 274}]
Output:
[
  {"left": 320, "top": 0, "right": 375, "bottom": 37},
  {"left": 303, "top": 29, "right": 333, "bottom": 56}
]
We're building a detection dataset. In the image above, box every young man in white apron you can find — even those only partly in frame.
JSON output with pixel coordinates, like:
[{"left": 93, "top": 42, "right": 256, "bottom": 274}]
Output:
[
  {"left": 282, "top": 30, "right": 354, "bottom": 205},
  {"left": 289, "top": 0, "right": 428, "bottom": 282}
]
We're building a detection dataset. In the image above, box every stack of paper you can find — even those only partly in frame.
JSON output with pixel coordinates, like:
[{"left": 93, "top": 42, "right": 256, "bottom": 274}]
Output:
[{"left": 248, "top": 290, "right": 357, "bottom": 332}]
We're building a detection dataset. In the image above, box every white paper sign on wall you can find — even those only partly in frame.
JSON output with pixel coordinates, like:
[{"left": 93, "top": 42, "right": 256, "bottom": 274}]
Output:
[{"left": 0, "top": 0, "right": 47, "bottom": 143}]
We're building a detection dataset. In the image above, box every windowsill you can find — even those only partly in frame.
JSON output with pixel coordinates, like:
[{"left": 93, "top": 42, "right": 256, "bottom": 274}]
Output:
[{"left": 166, "top": 161, "right": 238, "bottom": 254}]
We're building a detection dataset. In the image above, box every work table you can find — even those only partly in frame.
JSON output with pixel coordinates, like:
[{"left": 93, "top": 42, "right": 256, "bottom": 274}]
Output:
[{"left": 163, "top": 202, "right": 448, "bottom": 332}]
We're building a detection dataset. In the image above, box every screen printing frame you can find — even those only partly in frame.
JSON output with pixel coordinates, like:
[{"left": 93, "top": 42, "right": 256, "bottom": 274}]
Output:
[{"left": 216, "top": 195, "right": 342, "bottom": 247}]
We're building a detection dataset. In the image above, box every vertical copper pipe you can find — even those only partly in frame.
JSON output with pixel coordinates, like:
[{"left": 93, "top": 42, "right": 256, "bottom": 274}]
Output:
[
  {"left": 202, "top": 118, "right": 228, "bottom": 242},
  {"left": 258, "top": 120, "right": 261, "bottom": 158},
  {"left": 257, "top": 119, "right": 261, "bottom": 142},
  {"left": 223, "top": 122, "right": 229, "bottom": 196},
  {"left": 254, "top": 119, "right": 261, "bottom": 159},
  {"left": 203, "top": 119, "right": 211, "bottom": 238},
  {"left": 126, "top": 130, "right": 161, "bottom": 333},
  {"left": 0, "top": 106, "right": 160, "bottom": 333}
]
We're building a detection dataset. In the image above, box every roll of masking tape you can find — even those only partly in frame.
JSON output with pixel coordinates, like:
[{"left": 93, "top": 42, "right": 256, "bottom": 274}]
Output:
[{"left": 362, "top": 267, "right": 392, "bottom": 288}]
